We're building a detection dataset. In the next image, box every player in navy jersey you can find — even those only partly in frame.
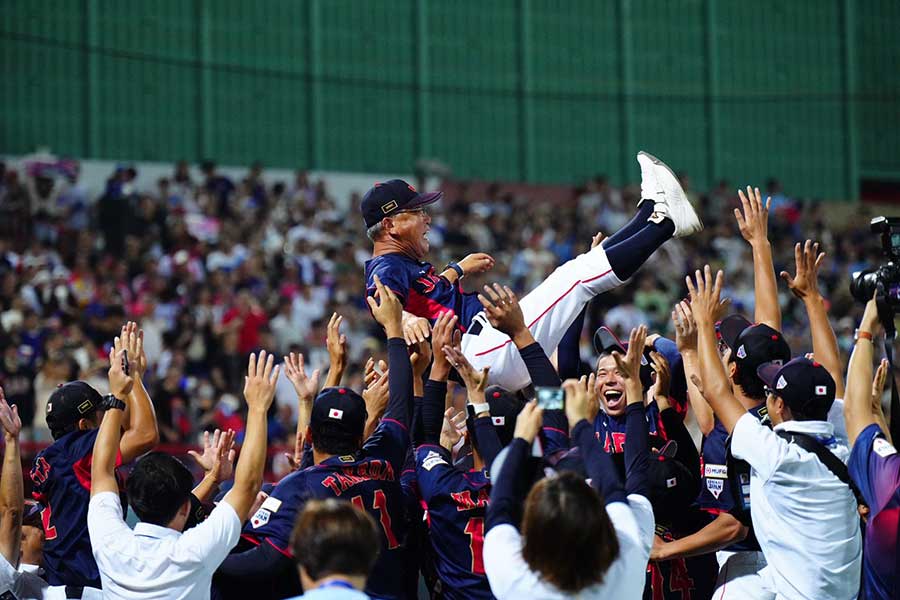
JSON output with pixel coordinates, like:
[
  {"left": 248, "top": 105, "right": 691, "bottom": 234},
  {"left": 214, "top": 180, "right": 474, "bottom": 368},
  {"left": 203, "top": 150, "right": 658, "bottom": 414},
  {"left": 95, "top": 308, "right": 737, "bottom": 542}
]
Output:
[
  {"left": 411, "top": 311, "right": 518, "bottom": 600},
  {"left": 30, "top": 322, "right": 158, "bottom": 595},
  {"left": 845, "top": 296, "right": 899, "bottom": 600},
  {"left": 363, "top": 151, "right": 703, "bottom": 392},
  {"left": 218, "top": 276, "right": 414, "bottom": 600}
]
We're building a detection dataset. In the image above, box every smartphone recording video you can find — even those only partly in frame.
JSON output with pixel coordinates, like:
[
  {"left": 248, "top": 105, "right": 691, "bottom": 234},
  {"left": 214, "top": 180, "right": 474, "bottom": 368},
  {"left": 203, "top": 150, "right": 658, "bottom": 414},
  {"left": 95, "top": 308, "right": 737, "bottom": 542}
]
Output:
[{"left": 535, "top": 386, "right": 564, "bottom": 411}]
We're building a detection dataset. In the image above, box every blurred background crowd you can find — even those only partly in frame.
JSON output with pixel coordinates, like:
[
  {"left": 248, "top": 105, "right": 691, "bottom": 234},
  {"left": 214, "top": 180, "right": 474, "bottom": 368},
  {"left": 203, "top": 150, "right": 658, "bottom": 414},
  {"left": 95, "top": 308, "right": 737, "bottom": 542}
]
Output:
[{"left": 0, "top": 156, "right": 882, "bottom": 452}]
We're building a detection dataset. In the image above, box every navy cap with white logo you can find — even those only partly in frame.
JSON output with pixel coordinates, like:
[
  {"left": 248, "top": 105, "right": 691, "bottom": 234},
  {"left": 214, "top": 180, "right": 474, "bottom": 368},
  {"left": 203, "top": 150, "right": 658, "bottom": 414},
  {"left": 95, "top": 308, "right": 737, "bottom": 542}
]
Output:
[
  {"left": 757, "top": 357, "right": 836, "bottom": 420},
  {"left": 310, "top": 387, "right": 368, "bottom": 440},
  {"left": 360, "top": 179, "right": 443, "bottom": 228},
  {"left": 717, "top": 315, "right": 791, "bottom": 377}
]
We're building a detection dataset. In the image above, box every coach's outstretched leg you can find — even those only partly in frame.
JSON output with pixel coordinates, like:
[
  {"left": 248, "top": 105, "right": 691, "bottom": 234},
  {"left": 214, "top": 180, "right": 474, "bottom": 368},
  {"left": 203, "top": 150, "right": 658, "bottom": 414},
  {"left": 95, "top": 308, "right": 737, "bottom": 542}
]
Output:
[{"left": 462, "top": 152, "right": 702, "bottom": 390}]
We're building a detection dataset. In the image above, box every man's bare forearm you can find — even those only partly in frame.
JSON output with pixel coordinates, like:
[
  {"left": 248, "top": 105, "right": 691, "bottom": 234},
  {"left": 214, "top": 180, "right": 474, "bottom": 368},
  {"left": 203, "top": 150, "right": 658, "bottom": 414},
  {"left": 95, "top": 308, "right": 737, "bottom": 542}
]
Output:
[
  {"left": 804, "top": 295, "right": 845, "bottom": 398},
  {"left": 751, "top": 241, "right": 781, "bottom": 331},
  {"left": 0, "top": 433, "right": 22, "bottom": 566},
  {"left": 224, "top": 406, "right": 268, "bottom": 520}
]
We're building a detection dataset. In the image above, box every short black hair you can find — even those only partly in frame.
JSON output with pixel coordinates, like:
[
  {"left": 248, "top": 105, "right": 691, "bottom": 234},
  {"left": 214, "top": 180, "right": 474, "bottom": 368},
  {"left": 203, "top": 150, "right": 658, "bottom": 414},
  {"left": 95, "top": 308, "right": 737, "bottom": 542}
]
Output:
[
  {"left": 291, "top": 499, "right": 379, "bottom": 580},
  {"left": 730, "top": 357, "right": 767, "bottom": 401},
  {"left": 127, "top": 453, "right": 194, "bottom": 527},
  {"left": 311, "top": 422, "right": 362, "bottom": 457}
]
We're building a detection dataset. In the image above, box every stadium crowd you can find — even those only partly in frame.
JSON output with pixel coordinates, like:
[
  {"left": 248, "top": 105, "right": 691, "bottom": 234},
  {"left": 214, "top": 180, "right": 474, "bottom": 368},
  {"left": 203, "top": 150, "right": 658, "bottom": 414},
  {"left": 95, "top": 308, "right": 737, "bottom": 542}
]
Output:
[{"left": 0, "top": 152, "right": 895, "bottom": 599}]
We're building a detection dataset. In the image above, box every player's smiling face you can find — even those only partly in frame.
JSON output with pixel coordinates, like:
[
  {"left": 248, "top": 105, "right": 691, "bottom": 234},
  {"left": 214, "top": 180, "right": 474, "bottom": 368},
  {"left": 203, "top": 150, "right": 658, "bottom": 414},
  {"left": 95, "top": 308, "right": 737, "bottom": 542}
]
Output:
[
  {"left": 596, "top": 354, "right": 627, "bottom": 417},
  {"left": 389, "top": 209, "right": 432, "bottom": 259}
]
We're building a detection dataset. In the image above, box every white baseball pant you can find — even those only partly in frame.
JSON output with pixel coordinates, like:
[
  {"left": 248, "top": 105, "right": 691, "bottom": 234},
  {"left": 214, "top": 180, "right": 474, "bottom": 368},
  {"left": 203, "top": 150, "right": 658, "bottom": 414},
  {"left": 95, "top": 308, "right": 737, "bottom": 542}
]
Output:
[
  {"left": 712, "top": 550, "right": 774, "bottom": 600},
  {"left": 461, "top": 244, "right": 623, "bottom": 391}
]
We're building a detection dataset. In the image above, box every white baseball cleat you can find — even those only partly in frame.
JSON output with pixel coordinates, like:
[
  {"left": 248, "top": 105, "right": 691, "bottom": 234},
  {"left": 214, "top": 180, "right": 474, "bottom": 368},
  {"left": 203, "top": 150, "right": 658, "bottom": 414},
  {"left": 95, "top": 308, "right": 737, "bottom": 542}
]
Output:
[
  {"left": 637, "top": 151, "right": 703, "bottom": 238},
  {"left": 637, "top": 151, "right": 663, "bottom": 204}
]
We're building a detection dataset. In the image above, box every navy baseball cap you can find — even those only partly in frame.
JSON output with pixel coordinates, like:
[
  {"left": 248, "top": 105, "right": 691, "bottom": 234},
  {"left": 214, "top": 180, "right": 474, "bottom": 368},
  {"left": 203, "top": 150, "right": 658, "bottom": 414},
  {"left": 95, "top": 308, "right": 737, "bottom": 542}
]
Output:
[
  {"left": 717, "top": 315, "right": 791, "bottom": 376},
  {"left": 46, "top": 381, "right": 103, "bottom": 438},
  {"left": 483, "top": 386, "right": 523, "bottom": 447},
  {"left": 310, "top": 387, "right": 368, "bottom": 440},
  {"left": 360, "top": 179, "right": 443, "bottom": 228},
  {"left": 592, "top": 326, "right": 653, "bottom": 390},
  {"left": 757, "top": 357, "right": 836, "bottom": 420}
]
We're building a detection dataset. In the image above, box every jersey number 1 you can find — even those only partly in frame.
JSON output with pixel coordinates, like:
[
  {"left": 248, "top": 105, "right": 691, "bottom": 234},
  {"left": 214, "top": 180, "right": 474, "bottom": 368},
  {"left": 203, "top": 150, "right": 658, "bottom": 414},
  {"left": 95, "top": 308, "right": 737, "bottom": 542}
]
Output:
[
  {"left": 464, "top": 517, "right": 485, "bottom": 575},
  {"left": 351, "top": 491, "right": 399, "bottom": 549}
]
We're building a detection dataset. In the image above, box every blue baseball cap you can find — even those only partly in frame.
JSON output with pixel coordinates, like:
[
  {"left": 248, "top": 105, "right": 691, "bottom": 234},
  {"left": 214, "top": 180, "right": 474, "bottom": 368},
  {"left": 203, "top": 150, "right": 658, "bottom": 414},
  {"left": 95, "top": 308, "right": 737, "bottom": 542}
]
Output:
[
  {"left": 360, "top": 179, "right": 442, "bottom": 228},
  {"left": 310, "top": 387, "right": 368, "bottom": 440}
]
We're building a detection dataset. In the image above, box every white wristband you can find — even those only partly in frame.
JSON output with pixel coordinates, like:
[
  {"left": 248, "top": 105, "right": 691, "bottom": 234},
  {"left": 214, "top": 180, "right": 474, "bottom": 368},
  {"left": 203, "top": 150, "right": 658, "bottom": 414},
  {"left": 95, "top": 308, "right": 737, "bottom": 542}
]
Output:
[{"left": 468, "top": 402, "right": 490, "bottom": 414}]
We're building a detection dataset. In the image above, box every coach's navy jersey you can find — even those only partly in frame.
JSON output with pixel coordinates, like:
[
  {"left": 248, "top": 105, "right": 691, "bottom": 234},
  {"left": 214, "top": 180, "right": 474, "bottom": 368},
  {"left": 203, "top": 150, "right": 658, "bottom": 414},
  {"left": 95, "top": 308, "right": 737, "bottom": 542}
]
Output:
[
  {"left": 697, "top": 404, "right": 767, "bottom": 552},
  {"left": 415, "top": 444, "right": 493, "bottom": 600},
  {"left": 30, "top": 429, "right": 122, "bottom": 588},
  {"left": 246, "top": 418, "right": 410, "bottom": 600},
  {"left": 365, "top": 253, "right": 482, "bottom": 330},
  {"left": 848, "top": 423, "right": 900, "bottom": 600},
  {"left": 594, "top": 401, "right": 663, "bottom": 454}
]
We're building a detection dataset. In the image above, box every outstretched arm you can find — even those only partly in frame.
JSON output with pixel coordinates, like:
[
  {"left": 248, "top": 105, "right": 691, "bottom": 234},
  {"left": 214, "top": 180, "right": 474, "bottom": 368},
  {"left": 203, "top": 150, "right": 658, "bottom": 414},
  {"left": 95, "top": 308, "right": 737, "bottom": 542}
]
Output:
[
  {"left": 92, "top": 348, "right": 134, "bottom": 497},
  {"left": 0, "top": 389, "right": 23, "bottom": 567},
  {"left": 671, "top": 300, "right": 714, "bottom": 435},
  {"left": 117, "top": 322, "right": 159, "bottom": 463},
  {"left": 368, "top": 275, "right": 413, "bottom": 429},
  {"left": 486, "top": 401, "right": 542, "bottom": 532},
  {"left": 735, "top": 186, "right": 781, "bottom": 331},
  {"left": 222, "top": 351, "right": 280, "bottom": 521},
  {"left": 781, "top": 240, "right": 845, "bottom": 398},
  {"left": 844, "top": 296, "right": 882, "bottom": 447},
  {"left": 189, "top": 429, "right": 237, "bottom": 504},
  {"left": 323, "top": 313, "right": 348, "bottom": 387},
  {"left": 282, "top": 352, "right": 320, "bottom": 471},
  {"left": 689, "top": 267, "right": 746, "bottom": 434}
]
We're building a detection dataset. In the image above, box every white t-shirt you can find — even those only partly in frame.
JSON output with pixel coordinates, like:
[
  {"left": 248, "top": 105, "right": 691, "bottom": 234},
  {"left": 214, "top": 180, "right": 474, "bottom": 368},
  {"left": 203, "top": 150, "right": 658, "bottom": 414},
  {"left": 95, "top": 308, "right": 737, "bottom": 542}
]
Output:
[
  {"left": 87, "top": 492, "right": 242, "bottom": 600},
  {"left": 0, "top": 555, "right": 51, "bottom": 600},
  {"left": 731, "top": 413, "right": 862, "bottom": 600},
  {"left": 484, "top": 494, "right": 654, "bottom": 599}
]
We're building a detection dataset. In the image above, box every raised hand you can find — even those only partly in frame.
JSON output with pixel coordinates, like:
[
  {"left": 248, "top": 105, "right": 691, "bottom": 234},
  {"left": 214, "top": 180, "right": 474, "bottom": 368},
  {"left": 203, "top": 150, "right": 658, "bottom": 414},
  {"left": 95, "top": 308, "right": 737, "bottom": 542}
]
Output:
[
  {"left": 478, "top": 284, "right": 528, "bottom": 340},
  {"left": 564, "top": 376, "right": 598, "bottom": 428},
  {"left": 440, "top": 407, "right": 467, "bottom": 451},
  {"left": 0, "top": 387, "right": 21, "bottom": 438},
  {"left": 513, "top": 400, "right": 543, "bottom": 444},
  {"left": 443, "top": 345, "right": 488, "bottom": 394},
  {"left": 410, "top": 338, "right": 433, "bottom": 381},
  {"left": 611, "top": 325, "right": 648, "bottom": 383},
  {"left": 430, "top": 312, "right": 459, "bottom": 380},
  {"left": 367, "top": 275, "right": 403, "bottom": 338},
  {"left": 402, "top": 315, "right": 431, "bottom": 346},
  {"left": 860, "top": 292, "right": 881, "bottom": 335},
  {"left": 649, "top": 351, "right": 671, "bottom": 403},
  {"left": 873, "top": 358, "right": 889, "bottom": 414},
  {"left": 780, "top": 240, "right": 825, "bottom": 301},
  {"left": 283, "top": 352, "right": 320, "bottom": 403},
  {"left": 325, "top": 313, "right": 348, "bottom": 379},
  {"left": 243, "top": 350, "right": 280, "bottom": 412},
  {"left": 108, "top": 347, "right": 134, "bottom": 399},
  {"left": 672, "top": 300, "right": 698, "bottom": 353},
  {"left": 362, "top": 365, "right": 390, "bottom": 421},
  {"left": 686, "top": 266, "right": 725, "bottom": 327},
  {"left": 188, "top": 429, "right": 237, "bottom": 484},
  {"left": 734, "top": 186, "right": 770, "bottom": 247},
  {"left": 363, "top": 357, "right": 388, "bottom": 388},
  {"left": 591, "top": 231, "right": 607, "bottom": 250},
  {"left": 459, "top": 253, "right": 495, "bottom": 276}
]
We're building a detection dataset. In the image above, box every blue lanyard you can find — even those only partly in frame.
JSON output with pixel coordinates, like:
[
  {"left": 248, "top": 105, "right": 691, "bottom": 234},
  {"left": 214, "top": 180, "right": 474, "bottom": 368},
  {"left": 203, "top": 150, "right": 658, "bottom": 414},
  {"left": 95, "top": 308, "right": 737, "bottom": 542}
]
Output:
[{"left": 318, "top": 580, "right": 355, "bottom": 591}]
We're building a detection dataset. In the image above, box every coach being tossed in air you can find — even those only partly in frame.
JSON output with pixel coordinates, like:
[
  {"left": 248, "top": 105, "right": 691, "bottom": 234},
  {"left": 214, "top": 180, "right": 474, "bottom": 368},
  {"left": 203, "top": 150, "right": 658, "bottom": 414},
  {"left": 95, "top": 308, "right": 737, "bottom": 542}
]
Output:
[{"left": 363, "top": 151, "right": 702, "bottom": 392}]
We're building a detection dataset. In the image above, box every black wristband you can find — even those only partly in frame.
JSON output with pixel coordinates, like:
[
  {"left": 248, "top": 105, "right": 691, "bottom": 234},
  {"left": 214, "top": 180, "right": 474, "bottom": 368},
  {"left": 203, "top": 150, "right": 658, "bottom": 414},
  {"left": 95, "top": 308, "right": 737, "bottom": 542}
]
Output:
[{"left": 101, "top": 394, "right": 126, "bottom": 411}]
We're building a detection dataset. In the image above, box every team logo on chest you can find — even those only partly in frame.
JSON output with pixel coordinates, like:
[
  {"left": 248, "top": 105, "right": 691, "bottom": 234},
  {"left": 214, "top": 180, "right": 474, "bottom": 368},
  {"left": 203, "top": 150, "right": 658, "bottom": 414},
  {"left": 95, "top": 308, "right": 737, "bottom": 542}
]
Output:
[{"left": 706, "top": 479, "right": 724, "bottom": 499}]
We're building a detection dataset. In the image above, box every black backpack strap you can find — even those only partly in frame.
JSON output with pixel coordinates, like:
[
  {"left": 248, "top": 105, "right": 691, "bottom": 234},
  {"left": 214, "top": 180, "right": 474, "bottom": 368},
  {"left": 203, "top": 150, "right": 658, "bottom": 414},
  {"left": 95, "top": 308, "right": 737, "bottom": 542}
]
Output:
[{"left": 776, "top": 430, "right": 865, "bottom": 507}]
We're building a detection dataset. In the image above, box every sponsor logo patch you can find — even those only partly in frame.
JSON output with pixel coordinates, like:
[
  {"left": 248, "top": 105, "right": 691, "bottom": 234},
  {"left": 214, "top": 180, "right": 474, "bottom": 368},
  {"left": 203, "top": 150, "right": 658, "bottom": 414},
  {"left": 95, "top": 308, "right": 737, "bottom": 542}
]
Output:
[
  {"left": 338, "top": 455, "right": 355, "bottom": 463},
  {"left": 261, "top": 496, "right": 282, "bottom": 513},
  {"left": 874, "top": 437, "right": 898, "bottom": 458},
  {"left": 250, "top": 509, "right": 270, "bottom": 529},
  {"left": 422, "top": 450, "right": 447, "bottom": 471},
  {"left": 706, "top": 479, "right": 724, "bottom": 499},
  {"left": 329, "top": 408, "right": 344, "bottom": 420},
  {"left": 380, "top": 200, "right": 398, "bottom": 214},
  {"left": 78, "top": 400, "right": 93, "bottom": 414},
  {"left": 704, "top": 463, "right": 728, "bottom": 479}
]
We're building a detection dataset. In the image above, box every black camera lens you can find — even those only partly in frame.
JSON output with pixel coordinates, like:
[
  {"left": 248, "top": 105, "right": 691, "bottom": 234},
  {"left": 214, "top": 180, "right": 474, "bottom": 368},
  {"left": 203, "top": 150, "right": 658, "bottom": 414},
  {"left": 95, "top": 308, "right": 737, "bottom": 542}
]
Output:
[{"left": 850, "top": 268, "right": 880, "bottom": 303}]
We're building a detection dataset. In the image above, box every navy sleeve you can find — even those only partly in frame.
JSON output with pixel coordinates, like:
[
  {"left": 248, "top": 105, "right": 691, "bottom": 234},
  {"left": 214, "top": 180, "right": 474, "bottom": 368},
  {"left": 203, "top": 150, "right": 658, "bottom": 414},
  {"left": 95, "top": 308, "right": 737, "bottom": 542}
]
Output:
[
  {"left": 849, "top": 423, "right": 900, "bottom": 511},
  {"left": 366, "top": 260, "right": 410, "bottom": 306},
  {"left": 298, "top": 442, "right": 313, "bottom": 471},
  {"left": 419, "top": 380, "right": 447, "bottom": 446},
  {"left": 624, "top": 403, "right": 650, "bottom": 497},
  {"left": 518, "top": 342, "right": 561, "bottom": 387},
  {"left": 412, "top": 394, "right": 423, "bottom": 447},
  {"left": 384, "top": 338, "right": 414, "bottom": 428},
  {"left": 217, "top": 541, "right": 294, "bottom": 579},
  {"left": 572, "top": 419, "right": 626, "bottom": 505},
  {"left": 660, "top": 406, "right": 700, "bottom": 484},
  {"left": 557, "top": 308, "right": 586, "bottom": 380},
  {"left": 472, "top": 416, "right": 503, "bottom": 470},
  {"left": 415, "top": 444, "right": 466, "bottom": 502},
  {"left": 486, "top": 439, "right": 531, "bottom": 531}
]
